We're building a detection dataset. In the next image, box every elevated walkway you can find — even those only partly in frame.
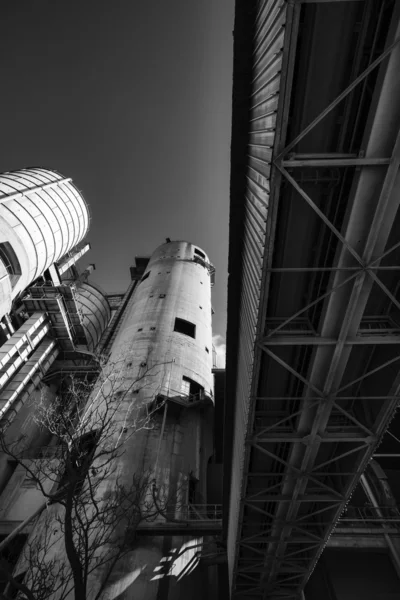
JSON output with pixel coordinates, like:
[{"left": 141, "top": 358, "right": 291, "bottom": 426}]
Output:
[
  {"left": 152, "top": 389, "right": 213, "bottom": 419},
  {"left": 137, "top": 504, "right": 222, "bottom": 536},
  {"left": 225, "top": 1, "right": 400, "bottom": 598}
]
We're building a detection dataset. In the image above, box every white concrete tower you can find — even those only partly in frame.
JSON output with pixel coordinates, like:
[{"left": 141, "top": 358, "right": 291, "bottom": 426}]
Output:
[
  {"left": 0, "top": 168, "right": 89, "bottom": 318},
  {"left": 96, "top": 240, "right": 217, "bottom": 599},
  {"left": 110, "top": 240, "right": 214, "bottom": 400}
]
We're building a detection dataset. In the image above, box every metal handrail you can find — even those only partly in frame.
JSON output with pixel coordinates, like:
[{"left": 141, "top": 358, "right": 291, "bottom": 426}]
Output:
[
  {"left": 163, "top": 504, "right": 222, "bottom": 522},
  {"left": 339, "top": 505, "right": 400, "bottom": 524},
  {"left": 157, "top": 386, "right": 213, "bottom": 405}
]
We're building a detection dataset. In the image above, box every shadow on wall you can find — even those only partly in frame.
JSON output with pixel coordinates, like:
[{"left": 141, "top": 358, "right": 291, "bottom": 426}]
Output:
[{"left": 150, "top": 537, "right": 204, "bottom": 582}]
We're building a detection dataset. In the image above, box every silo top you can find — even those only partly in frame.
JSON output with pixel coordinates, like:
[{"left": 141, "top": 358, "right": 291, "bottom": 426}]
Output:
[
  {"left": 0, "top": 168, "right": 90, "bottom": 298},
  {"left": 150, "top": 240, "right": 213, "bottom": 268}
]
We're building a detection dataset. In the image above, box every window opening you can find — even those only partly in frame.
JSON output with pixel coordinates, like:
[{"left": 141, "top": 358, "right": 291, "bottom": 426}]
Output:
[
  {"left": 150, "top": 395, "right": 165, "bottom": 413},
  {"left": 0, "top": 242, "right": 21, "bottom": 289},
  {"left": 138, "top": 328, "right": 143, "bottom": 332},
  {"left": 188, "top": 473, "right": 198, "bottom": 504},
  {"left": 159, "top": 294, "right": 166, "bottom": 298},
  {"left": 174, "top": 318, "right": 196, "bottom": 339},
  {"left": 0, "top": 535, "right": 28, "bottom": 594},
  {"left": 194, "top": 248, "right": 205, "bottom": 260},
  {"left": 0, "top": 460, "right": 17, "bottom": 496},
  {"left": 205, "top": 347, "right": 209, "bottom": 353},
  {"left": 4, "top": 571, "right": 27, "bottom": 599},
  {"left": 57, "top": 430, "right": 99, "bottom": 497},
  {"left": 150, "top": 327, "right": 156, "bottom": 331},
  {"left": 182, "top": 376, "right": 204, "bottom": 401},
  {"left": 140, "top": 271, "right": 150, "bottom": 283}
]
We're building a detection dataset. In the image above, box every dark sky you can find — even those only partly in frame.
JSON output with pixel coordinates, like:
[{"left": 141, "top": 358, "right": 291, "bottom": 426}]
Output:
[{"left": 0, "top": 1, "right": 233, "bottom": 358}]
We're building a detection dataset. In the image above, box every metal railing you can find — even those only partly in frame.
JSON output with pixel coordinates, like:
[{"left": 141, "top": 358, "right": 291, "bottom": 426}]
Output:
[
  {"left": 164, "top": 504, "right": 222, "bottom": 523},
  {"left": 157, "top": 386, "right": 213, "bottom": 407},
  {"left": 338, "top": 505, "right": 400, "bottom": 525},
  {"left": 359, "top": 315, "right": 400, "bottom": 335},
  {"left": 264, "top": 317, "right": 317, "bottom": 336}
]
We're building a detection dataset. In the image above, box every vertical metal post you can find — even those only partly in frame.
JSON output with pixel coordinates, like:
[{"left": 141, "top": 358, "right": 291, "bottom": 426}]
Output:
[
  {"left": 361, "top": 474, "right": 400, "bottom": 577},
  {"left": 155, "top": 401, "right": 168, "bottom": 474}
]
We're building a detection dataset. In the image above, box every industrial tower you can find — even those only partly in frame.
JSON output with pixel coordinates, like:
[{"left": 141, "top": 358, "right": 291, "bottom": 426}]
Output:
[{"left": 85, "top": 239, "right": 219, "bottom": 599}]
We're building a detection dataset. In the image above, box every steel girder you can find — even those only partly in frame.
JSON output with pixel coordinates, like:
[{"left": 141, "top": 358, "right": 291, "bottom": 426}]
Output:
[{"left": 231, "top": 6, "right": 400, "bottom": 600}]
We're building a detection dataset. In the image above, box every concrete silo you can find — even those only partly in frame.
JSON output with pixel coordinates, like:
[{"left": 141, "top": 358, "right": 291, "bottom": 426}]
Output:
[
  {"left": 0, "top": 236, "right": 222, "bottom": 600},
  {"left": 110, "top": 240, "right": 214, "bottom": 400},
  {"left": 90, "top": 240, "right": 218, "bottom": 599}
]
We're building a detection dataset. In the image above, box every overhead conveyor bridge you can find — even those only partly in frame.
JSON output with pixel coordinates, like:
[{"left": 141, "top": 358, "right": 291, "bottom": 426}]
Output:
[{"left": 225, "top": 0, "right": 400, "bottom": 598}]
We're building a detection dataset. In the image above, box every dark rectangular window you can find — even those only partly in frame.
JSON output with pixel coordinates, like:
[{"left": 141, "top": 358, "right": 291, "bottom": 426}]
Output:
[
  {"left": 194, "top": 248, "right": 205, "bottom": 260},
  {"left": 0, "top": 242, "right": 21, "bottom": 289},
  {"left": 182, "top": 375, "right": 204, "bottom": 400},
  {"left": 0, "top": 460, "right": 17, "bottom": 496},
  {"left": 57, "top": 431, "right": 98, "bottom": 497},
  {"left": 0, "top": 535, "right": 28, "bottom": 594},
  {"left": 4, "top": 571, "right": 27, "bottom": 599},
  {"left": 174, "top": 318, "right": 196, "bottom": 339},
  {"left": 188, "top": 475, "right": 198, "bottom": 504}
]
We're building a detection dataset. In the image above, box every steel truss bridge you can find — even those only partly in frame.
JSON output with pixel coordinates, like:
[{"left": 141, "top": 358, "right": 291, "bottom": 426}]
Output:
[{"left": 225, "top": 0, "right": 400, "bottom": 598}]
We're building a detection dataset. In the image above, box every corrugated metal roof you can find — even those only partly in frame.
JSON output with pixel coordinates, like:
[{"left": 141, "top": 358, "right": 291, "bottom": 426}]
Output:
[{"left": 226, "top": 0, "right": 295, "bottom": 590}]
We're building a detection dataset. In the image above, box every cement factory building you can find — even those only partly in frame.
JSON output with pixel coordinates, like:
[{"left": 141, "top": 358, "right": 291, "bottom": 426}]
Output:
[{"left": 2, "top": 0, "right": 400, "bottom": 599}]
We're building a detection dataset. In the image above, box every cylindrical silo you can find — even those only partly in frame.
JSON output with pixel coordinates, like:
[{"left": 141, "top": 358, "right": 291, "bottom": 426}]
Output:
[
  {"left": 96, "top": 241, "right": 216, "bottom": 599},
  {"left": 72, "top": 281, "right": 111, "bottom": 351},
  {"left": 110, "top": 240, "right": 214, "bottom": 399},
  {"left": 0, "top": 168, "right": 89, "bottom": 318}
]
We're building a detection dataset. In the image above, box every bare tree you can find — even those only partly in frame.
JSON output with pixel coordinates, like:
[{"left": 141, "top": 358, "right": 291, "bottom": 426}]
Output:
[{"left": 0, "top": 355, "right": 181, "bottom": 600}]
